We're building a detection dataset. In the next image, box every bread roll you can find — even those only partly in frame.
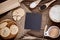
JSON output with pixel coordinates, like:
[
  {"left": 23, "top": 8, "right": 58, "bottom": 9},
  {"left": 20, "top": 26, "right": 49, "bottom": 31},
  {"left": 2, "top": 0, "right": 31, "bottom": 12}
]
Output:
[
  {"left": 6, "top": 25, "right": 19, "bottom": 39},
  {"left": 0, "top": 27, "right": 10, "bottom": 38},
  {"left": 0, "top": 19, "right": 16, "bottom": 28},
  {"left": 0, "top": 19, "right": 18, "bottom": 39},
  {"left": 13, "top": 8, "right": 25, "bottom": 21},
  {"left": 5, "top": 25, "right": 18, "bottom": 39},
  {"left": 0, "top": 22, "right": 8, "bottom": 29},
  {"left": 10, "top": 25, "right": 18, "bottom": 35}
]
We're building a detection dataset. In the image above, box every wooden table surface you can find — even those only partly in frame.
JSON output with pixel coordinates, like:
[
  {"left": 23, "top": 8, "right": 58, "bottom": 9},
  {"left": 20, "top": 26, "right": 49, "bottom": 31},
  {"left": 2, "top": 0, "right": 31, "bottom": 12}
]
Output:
[
  {"left": 0, "top": 0, "right": 60, "bottom": 40},
  {"left": 22, "top": 0, "right": 60, "bottom": 40}
]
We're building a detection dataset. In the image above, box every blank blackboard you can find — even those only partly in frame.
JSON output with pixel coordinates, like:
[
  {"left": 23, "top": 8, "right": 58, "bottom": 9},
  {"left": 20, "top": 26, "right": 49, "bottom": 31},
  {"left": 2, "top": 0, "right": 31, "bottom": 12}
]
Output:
[{"left": 25, "top": 12, "right": 42, "bottom": 31}]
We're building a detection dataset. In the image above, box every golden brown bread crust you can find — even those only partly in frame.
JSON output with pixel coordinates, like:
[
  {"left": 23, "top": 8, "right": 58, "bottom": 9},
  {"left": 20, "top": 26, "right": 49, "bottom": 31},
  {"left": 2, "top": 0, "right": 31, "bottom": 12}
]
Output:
[
  {"left": 0, "top": 19, "right": 18, "bottom": 39},
  {"left": 0, "top": 19, "right": 16, "bottom": 28}
]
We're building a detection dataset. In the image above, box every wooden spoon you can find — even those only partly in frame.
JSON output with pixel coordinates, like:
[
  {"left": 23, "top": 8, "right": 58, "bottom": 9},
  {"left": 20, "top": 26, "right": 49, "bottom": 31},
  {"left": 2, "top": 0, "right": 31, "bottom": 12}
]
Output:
[
  {"left": 44, "top": 25, "right": 48, "bottom": 33},
  {"left": 39, "top": 0, "right": 56, "bottom": 10},
  {"left": 30, "top": 0, "right": 42, "bottom": 8}
]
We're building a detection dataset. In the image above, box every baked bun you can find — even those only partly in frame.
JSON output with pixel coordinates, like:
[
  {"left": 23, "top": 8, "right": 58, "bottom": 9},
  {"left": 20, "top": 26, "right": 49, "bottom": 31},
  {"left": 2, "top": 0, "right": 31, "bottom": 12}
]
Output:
[
  {"left": 0, "top": 19, "right": 18, "bottom": 39},
  {"left": 13, "top": 8, "right": 25, "bottom": 21},
  {"left": 10, "top": 25, "right": 18, "bottom": 35},
  {"left": 0, "top": 22, "right": 8, "bottom": 29},
  {"left": 0, "top": 27, "right": 10, "bottom": 39},
  {"left": 7, "top": 25, "right": 18, "bottom": 39}
]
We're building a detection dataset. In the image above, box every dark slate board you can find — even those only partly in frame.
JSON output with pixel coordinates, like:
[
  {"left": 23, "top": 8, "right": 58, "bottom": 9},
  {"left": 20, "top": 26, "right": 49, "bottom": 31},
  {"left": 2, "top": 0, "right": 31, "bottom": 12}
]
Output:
[{"left": 25, "top": 12, "right": 42, "bottom": 31}]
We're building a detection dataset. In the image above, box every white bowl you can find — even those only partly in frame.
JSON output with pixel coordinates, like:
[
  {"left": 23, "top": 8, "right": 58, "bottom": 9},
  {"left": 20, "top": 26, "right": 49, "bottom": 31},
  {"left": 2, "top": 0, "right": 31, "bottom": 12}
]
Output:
[
  {"left": 44, "top": 26, "right": 60, "bottom": 38},
  {"left": 49, "top": 5, "right": 60, "bottom": 22}
]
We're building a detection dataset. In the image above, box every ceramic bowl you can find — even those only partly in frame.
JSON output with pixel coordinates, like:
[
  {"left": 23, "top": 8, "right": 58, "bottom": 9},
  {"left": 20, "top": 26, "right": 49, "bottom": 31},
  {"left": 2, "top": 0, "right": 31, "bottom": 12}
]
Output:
[{"left": 49, "top": 5, "right": 60, "bottom": 22}]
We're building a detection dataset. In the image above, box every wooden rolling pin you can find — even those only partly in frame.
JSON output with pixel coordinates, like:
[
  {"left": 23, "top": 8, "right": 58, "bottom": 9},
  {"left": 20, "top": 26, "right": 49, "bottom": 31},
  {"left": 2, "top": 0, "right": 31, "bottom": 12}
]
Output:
[{"left": 0, "top": 0, "right": 23, "bottom": 15}]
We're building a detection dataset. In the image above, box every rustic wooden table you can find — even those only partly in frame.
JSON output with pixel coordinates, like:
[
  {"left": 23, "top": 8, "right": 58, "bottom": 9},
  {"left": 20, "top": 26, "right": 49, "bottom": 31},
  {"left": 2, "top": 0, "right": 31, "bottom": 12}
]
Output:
[
  {"left": 22, "top": 0, "right": 60, "bottom": 40},
  {"left": 0, "top": 0, "right": 60, "bottom": 40}
]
